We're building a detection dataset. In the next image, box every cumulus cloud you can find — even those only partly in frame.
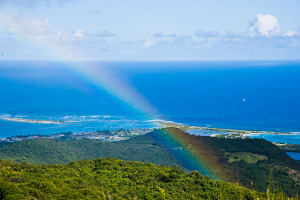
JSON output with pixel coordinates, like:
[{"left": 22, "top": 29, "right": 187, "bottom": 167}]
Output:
[
  {"left": 248, "top": 14, "right": 280, "bottom": 37},
  {"left": 133, "top": 22, "right": 300, "bottom": 60},
  {"left": 0, "top": 11, "right": 299, "bottom": 60}
]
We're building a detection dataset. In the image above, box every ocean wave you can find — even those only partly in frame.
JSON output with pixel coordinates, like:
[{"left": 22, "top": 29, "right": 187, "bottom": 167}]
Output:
[
  {"left": 90, "top": 115, "right": 101, "bottom": 118},
  {"left": 0, "top": 114, "right": 148, "bottom": 126},
  {"left": 62, "top": 115, "right": 112, "bottom": 121},
  {"left": 0, "top": 113, "right": 68, "bottom": 124},
  {"left": 63, "top": 116, "right": 72, "bottom": 119},
  {"left": 0, "top": 117, "right": 63, "bottom": 124},
  {"left": 290, "top": 132, "right": 300, "bottom": 134},
  {"left": 0, "top": 113, "right": 12, "bottom": 118},
  {"left": 144, "top": 119, "right": 181, "bottom": 124},
  {"left": 102, "top": 115, "right": 111, "bottom": 118}
]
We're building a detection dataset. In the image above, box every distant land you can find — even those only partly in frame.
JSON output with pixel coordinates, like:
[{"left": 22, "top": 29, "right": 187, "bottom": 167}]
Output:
[
  {"left": 154, "top": 120, "right": 296, "bottom": 137},
  {"left": 1, "top": 118, "right": 297, "bottom": 143}
]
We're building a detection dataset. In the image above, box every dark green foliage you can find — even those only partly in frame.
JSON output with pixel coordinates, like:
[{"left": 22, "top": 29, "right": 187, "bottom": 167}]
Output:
[
  {"left": 0, "top": 136, "right": 179, "bottom": 166},
  {"left": 231, "top": 160, "right": 299, "bottom": 197},
  {"left": 199, "top": 137, "right": 300, "bottom": 197},
  {"left": 204, "top": 137, "right": 299, "bottom": 168},
  {"left": 0, "top": 158, "right": 278, "bottom": 200},
  {"left": 279, "top": 144, "right": 300, "bottom": 153}
]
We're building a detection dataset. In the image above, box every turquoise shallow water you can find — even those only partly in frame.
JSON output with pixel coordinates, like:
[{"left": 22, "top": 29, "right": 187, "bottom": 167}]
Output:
[
  {"left": 0, "top": 61, "right": 300, "bottom": 144},
  {"left": 248, "top": 133, "right": 300, "bottom": 144},
  {"left": 287, "top": 152, "right": 300, "bottom": 160}
]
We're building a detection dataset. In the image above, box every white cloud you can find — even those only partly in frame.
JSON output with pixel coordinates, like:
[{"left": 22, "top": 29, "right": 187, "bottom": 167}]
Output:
[
  {"left": 248, "top": 14, "right": 280, "bottom": 37},
  {"left": 0, "top": 11, "right": 299, "bottom": 60},
  {"left": 0, "top": 12, "right": 52, "bottom": 36},
  {"left": 144, "top": 39, "right": 154, "bottom": 47},
  {"left": 0, "top": 0, "right": 75, "bottom": 8},
  {"left": 285, "top": 31, "right": 296, "bottom": 37},
  {"left": 0, "top": 12, "right": 119, "bottom": 45},
  {"left": 142, "top": 33, "right": 193, "bottom": 49},
  {"left": 74, "top": 29, "right": 84, "bottom": 38}
]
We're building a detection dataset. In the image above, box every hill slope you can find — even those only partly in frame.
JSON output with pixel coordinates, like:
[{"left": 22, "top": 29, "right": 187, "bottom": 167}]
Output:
[
  {"left": 149, "top": 128, "right": 300, "bottom": 196},
  {"left": 0, "top": 128, "right": 299, "bottom": 196},
  {"left": 0, "top": 158, "right": 284, "bottom": 200},
  {"left": 0, "top": 136, "right": 179, "bottom": 166}
]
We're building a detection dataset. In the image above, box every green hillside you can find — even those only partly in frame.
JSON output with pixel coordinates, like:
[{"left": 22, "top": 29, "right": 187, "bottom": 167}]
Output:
[
  {"left": 0, "top": 158, "right": 288, "bottom": 200},
  {"left": 0, "top": 136, "right": 179, "bottom": 166},
  {"left": 0, "top": 128, "right": 299, "bottom": 197}
]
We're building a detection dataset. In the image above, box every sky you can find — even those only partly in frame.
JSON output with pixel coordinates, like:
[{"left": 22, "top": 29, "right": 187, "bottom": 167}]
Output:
[{"left": 0, "top": 0, "right": 299, "bottom": 60}]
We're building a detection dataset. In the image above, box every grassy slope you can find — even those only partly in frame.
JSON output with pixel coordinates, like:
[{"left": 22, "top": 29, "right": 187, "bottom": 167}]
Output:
[{"left": 0, "top": 158, "right": 283, "bottom": 200}]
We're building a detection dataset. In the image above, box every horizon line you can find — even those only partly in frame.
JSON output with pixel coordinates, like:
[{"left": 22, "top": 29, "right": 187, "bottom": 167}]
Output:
[{"left": 0, "top": 59, "right": 300, "bottom": 62}]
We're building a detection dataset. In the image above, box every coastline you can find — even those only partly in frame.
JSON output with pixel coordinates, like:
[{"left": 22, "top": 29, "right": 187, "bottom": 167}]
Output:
[
  {"left": 152, "top": 119, "right": 295, "bottom": 136},
  {"left": 0, "top": 128, "right": 154, "bottom": 143},
  {"left": 0, "top": 117, "right": 299, "bottom": 145},
  {"left": 0, "top": 113, "right": 297, "bottom": 137},
  {"left": 1, "top": 119, "right": 300, "bottom": 156},
  {"left": 0, "top": 117, "right": 64, "bottom": 124}
]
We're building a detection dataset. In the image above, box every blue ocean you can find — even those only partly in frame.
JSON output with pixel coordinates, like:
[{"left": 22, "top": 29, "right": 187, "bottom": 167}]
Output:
[{"left": 0, "top": 61, "right": 300, "bottom": 144}]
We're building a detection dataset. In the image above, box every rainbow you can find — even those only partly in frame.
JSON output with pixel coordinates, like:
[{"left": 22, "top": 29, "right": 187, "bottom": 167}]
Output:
[
  {"left": 1, "top": 20, "right": 222, "bottom": 179},
  {"left": 63, "top": 63, "right": 223, "bottom": 179},
  {"left": 152, "top": 128, "right": 217, "bottom": 178}
]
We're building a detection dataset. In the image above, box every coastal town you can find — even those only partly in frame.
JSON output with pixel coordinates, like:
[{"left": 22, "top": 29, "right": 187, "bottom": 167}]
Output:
[
  {"left": 0, "top": 128, "right": 155, "bottom": 143},
  {"left": 1, "top": 118, "right": 296, "bottom": 144}
]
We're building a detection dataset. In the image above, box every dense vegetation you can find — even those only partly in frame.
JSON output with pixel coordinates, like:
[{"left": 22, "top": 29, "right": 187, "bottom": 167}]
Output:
[
  {"left": 0, "top": 128, "right": 299, "bottom": 197},
  {"left": 0, "top": 136, "right": 179, "bottom": 166},
  {"left": 279, "top": 144, "right": 300, "bottom": 153},
  {"left": 0, "top": 158, "right": 289, "bottom": 200},
  {"left": 154, "top": 128, "right": 300, "bottom": 197},
  {"left": 198, "top": 135, "right": 300, "bottom": 196}
]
